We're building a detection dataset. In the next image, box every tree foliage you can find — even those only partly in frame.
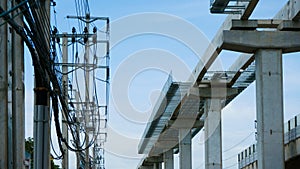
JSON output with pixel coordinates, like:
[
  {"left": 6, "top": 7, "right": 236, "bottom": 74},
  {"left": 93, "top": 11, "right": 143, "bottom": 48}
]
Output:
[{"left": 25, "top": 137, "right": 60, "bottom": 169}]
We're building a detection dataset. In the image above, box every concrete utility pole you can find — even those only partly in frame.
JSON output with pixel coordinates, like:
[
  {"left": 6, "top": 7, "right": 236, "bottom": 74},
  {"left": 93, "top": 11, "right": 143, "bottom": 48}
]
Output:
[
  {"left": 84, "top": 14, "right": 91, "bottom": 169},
  {"left": 0, "top": 0, "right": 8, "bottom": 169},
  {"left": 66, "top": 14, "right": 110, "bottom": 169},
  {"left": 12, "top": 0, "right": 25, "bottom": 168},
  {"left": 62, "top": 34, "right": 69, "bottom": 169},
  {"left": 33, "top": 0, "right": 51, "bottom": 169},
  {"left": 7, "top": 1, "right": 13, "bottom": 167}
]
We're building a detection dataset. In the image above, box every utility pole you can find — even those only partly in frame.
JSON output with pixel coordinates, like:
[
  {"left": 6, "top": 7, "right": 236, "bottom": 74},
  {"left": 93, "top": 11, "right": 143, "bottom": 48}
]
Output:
[
  {"left": 7, "top": 1, "right": 13, "bottom": 168},
  {"left": 0, "top": 0, "right": 8, "bottom": 169},
  {"left": 84, "top": 14, "right": 91, "bottom": 169},
  {"left": 33, "top": 0, "right": 51, "bottom": 169},
  {"left": 52, "top": 30, "right": 100, "bottom": 169},
  {"left": 62, "top": 34, "right": 69, "bottom": 169},
  {"left": 67, "top": 13, "right": 94, "bottom": 169},
  {"left": 75, "top": 91, "right": 81, "bottom": 169},
  {"left": 12, "top": 0, "right": 25, "bottom": 168},
  {"left": 64, "top": 14, "right": 110, "bottom": 169}
]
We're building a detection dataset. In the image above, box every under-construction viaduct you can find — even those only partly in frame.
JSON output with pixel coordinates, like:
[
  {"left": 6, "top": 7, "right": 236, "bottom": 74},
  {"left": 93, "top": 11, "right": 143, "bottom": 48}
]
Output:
[
  {"left": 137, "top": 0, "right": 300, "bottom": 169},
  {"left": 1, "top": 0, "right": 300, "bottom": 169}
]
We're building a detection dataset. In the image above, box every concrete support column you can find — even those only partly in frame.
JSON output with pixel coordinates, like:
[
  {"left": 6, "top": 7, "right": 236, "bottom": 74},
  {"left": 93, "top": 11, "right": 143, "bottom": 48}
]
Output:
[
  {"left": 204, "top": 99, "right": 222, "bottom": 169},
  {"left": 163, "top": 149, "right": 174, "bottom": 169},
  {"left": 179, "top": 129, "right": 192, "bottom": 169},
  {"left": 153, "top": 163, "right": 162, "bottom": 169},
  {"left": 255, "top": 49, "right": 284, "bottom": 169}
]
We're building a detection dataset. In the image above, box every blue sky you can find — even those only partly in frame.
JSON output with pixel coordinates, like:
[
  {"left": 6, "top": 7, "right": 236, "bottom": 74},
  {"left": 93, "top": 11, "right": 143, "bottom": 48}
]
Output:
[{"left": 24, "top": 0, "right": 300, "bottom": 169}]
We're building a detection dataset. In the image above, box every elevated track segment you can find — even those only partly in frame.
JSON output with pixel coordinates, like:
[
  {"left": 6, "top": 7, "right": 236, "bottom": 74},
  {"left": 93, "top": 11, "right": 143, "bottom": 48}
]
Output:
[
  {"left": 138, "top": 0, "right": 258, "bottom": 167},
  {"left": 138, "top": 0, "right": 300, "bottom": 168}
]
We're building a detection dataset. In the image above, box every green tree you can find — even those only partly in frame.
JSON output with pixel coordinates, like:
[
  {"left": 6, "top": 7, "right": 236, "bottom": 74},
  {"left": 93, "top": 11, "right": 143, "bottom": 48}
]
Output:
[
  {"left": 25, "top": 137, "right": 60, "bottom": 169},
  {"left": 25, "top": 137, "right": 34, "bottom": 169}
]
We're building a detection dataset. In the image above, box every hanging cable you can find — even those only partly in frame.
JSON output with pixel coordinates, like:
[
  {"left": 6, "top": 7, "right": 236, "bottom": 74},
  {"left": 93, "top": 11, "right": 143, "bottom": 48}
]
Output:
[{"left": 223, "top": 132, "right": 254, "bottom": 153}]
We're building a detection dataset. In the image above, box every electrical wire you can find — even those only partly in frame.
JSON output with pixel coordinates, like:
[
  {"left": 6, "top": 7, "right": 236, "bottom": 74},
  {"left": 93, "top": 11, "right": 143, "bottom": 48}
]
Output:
[
  {"left": 2, "top": 1, "right": 110, "bottom": 166},
  {"left": 223, "top": 132, "right": 254, "bottom": 153},
  {"left": 223, "top": 162, "right": 238, "bottom": 169},
  {"left": 49, "top": 100, "right": 64, "bottom": 160}
]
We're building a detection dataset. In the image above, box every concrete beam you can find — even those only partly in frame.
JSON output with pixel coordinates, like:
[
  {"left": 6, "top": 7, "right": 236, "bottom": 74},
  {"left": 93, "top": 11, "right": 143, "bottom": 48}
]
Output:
[
  {"left": 144, "top": 156, "right": 163, "bottom": 164},
  {"left": 241, "top": 0, "right": 259, "bottom": 20},
  {"left": 227, "top": 0, "right": 300, "bottom": 87},
  {"left": 189, "top": 0, "right": 259, "bottom": 85},
  {"left": 210, "top": 0, "right": 258, "bottom": 18},
  {"left": 205, "top": 99, "right": 222, "bottom": 169},
  {"left": 167, "top": 119, "right": 204, "bottom": 128},
  {"left": 231, "top": 19, "right": 282, "bottom": 30},
  {"left": 198, "top": 87, "right": 238, "bottom": 98},
  {"left": 227, "top": 53, "right": 254, "bottom": 86},
  {"left": 150, "top": 141, "right": 178, "bottom": 156},
  {"left": 188, "top": 14, "right": 241, "bottom": 84},
  {"left": 167, "top": 119, "right": 203, "bottom": 129},
  {"left": 278, "top": 20, "right": 300, "bottom": 30},
  {"left": 222, "top": 30, "right": 300, "bottom": 53},
  {"left": 275, "top": 0, "right": 300, "bottom": 20},
  {"left": 210, "top": 0, "right": 230, "bottom": 13},
  {"left": 191, "top": 0, "right": 300, "bottom": 87},
  {"left": 255, "top": 49, "right": 284, "bottom": 169}
]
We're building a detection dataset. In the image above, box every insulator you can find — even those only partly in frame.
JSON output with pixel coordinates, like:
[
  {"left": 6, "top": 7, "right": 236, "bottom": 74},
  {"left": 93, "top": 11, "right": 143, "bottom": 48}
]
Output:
[
  {"left": 53, "top": 27, "right": 58, "bottom": 34},
  {"left": 50, "top": 0, "right": 56, "bottom": 6},
  {"left": 106, "top": 68, "right": 109, "bottom": 79},
  {"left": 84, "top": 27, "right": 88, "bottom": 34},
  {"left": 93, "top": 27, "right": 97, "bottom": 33},
  {"left": 56, "top": 37, "right": 60, "bottom": 43},
  {"left": 72, "top": 27, "right": 76, "bottom": 34}
]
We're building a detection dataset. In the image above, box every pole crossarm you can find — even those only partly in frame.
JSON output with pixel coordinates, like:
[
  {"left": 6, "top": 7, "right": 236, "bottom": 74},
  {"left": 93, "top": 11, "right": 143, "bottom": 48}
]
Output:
[{"left": 67, "top": 15, "right": 109, "bottom": 23}]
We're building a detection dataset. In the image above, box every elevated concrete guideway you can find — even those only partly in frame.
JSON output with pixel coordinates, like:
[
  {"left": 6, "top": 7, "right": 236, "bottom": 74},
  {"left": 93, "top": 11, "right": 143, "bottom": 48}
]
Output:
[
  {"left": 139, "top": 0, "right": 254, "bottom": 161},
  {"left": 137, "top": 0, "right": 300, "bottom": 169},
  {"left": 138, "top": 2, "right": 259, "bottom": 167}
]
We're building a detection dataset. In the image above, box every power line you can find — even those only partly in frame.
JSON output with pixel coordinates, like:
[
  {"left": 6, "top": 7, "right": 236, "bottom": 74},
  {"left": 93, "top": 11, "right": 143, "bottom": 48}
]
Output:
[{"left": 223, "top": 132, "right": 254, "bottom": 153}]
